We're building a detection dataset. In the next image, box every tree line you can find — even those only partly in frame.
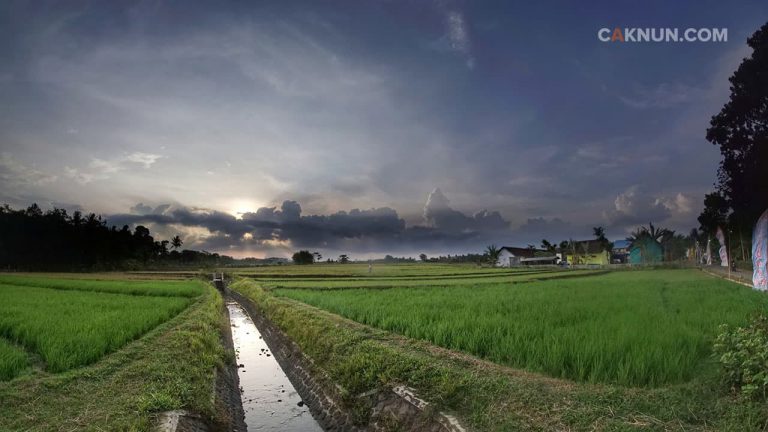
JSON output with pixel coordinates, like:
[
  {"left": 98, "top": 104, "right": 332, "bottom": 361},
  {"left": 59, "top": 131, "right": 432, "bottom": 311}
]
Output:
[{"left": 0, "top": 203, "right": 236, "bottom": 271}]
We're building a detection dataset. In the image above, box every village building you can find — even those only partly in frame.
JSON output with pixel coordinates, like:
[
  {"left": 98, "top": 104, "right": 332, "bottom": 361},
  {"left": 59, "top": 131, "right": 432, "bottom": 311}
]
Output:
[
  {"left": 496, "top": 247, "right": 559, "bottom": 267},
  {"left": 564, "top": 240, "right": 610, "bottom": 265},
  {"left": 629, "top": 237, "right": 663, "bottom": 264},
  {"left": 611, "top": 240, "right": 631, "bottom": 264}
]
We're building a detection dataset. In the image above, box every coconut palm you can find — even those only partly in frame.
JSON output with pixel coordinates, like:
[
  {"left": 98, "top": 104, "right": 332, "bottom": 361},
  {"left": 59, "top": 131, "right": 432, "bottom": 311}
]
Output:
[
  {"left": 485, "top": 244, "right": 502, "bottom": 267},
  {"left": 171, "top": 235, "right": 183, "bottom": 251},
  {"left": 626, "top": 223, "right": 674, "bottom": 245}
]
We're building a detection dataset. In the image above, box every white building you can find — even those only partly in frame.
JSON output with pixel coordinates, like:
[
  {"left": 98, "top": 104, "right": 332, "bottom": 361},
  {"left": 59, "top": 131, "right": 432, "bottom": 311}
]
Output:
[
  {"left": 496, "top": 246, "right": 560, "bottom": 267},
  {"left": 496, "top": 247, "right": 535, "bottom": 267}
]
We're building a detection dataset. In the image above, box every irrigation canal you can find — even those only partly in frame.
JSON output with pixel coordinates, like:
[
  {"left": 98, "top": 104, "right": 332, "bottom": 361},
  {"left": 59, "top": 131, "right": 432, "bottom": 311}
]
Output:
[{"left": 226, "top": 301, "right": 323, "bottom": 431}]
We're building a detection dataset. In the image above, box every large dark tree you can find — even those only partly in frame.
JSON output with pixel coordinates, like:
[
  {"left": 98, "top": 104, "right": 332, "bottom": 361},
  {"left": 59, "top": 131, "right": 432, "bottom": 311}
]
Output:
[
  {"left": 698, "top": 192, "right": 729, "bottom": 233},
  {"left": 292, "top": 250, "right": 314, "bottom": 265},
  {"left": 703, "top": 22, "right": 768, "bottom": 232}
]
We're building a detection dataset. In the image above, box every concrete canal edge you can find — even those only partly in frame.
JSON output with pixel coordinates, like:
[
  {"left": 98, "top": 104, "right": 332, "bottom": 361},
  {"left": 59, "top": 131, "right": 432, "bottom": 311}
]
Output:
[
  {"left": 227, "top": 289, "right": 467, "bottom": 432},
  {"left": 228, "top": 289, "right": 357, "bottom": 431}
]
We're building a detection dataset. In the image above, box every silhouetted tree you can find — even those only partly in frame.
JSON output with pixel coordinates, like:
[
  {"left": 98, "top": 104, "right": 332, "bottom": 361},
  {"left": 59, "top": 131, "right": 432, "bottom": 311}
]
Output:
[
  {"left": 698, "top": 192, "right": 730, "bottom": 235},
  {"left": 702, "top": 22, "right": 768, "bottom": 236},
  {"left": 171, "top": 235, "right": 183, "bottom": 250},
  {"left": 540, "top": 239, "right": 556, "bottom": 253},
  {"left": 338, "top": 254, "right": 350, "bottom": 264},
  {"left": 0, "top": 203, "right": 240, "bottom": 270},
  {"left": 627, "top": 223, "right": 673, "bottom": 244},
  {"left": 593, "top": 226, "right": 612, "bottom": 252},
  {"left": 292, "top": 250, "right": 314, "bottom": 265}
]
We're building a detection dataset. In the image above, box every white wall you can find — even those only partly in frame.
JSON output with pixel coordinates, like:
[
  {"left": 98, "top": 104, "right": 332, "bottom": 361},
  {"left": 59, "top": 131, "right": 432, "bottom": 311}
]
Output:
[{"left": 497, "top": 249, "right": 520, "bottom": 267}]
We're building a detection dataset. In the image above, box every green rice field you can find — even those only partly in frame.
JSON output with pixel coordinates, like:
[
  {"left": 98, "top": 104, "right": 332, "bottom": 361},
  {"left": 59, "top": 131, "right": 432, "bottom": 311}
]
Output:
[
  {"left": 0, "top": 274, "right": 205, "bottom": 297},
  {"left": 0, "top": 338, "right": 28, "bottom": 380},
  {"left": 274, "top": 269, "right": 768, "bottom": 387},
  {"left": 257, "top": 269, "right": 601, "bottom": 289},
  {"left": 0, "top": 275, "right": 202, "bottom": 379},
  {"left": 235, "top": 262, "right": 532, "bottom": 277}
]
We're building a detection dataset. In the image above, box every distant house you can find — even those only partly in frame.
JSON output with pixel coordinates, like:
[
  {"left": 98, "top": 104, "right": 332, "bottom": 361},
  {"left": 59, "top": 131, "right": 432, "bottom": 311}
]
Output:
[
  {"left": 611, "top": 239, "right": 631, "bottom": 264},
  {"left": 497, "top": 247, "right": 559, "bottom": 267},
  {"left": 564, "top": 240, "right": 610, "bottom": 266},
  {"left": 629, "top": 238, "right": 663, "bottom": 265},
  {"left": 497, "top": 247, "right": 535, "bottom": 267}
]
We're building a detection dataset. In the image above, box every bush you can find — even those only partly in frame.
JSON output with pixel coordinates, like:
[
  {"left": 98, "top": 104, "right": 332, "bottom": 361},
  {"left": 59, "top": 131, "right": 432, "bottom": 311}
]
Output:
[
  {"left": 292, "top": 250, "right": 314, "bottom": 265},
  {"left": 714, "top": 315, "right": 768, "bottom": 399}
]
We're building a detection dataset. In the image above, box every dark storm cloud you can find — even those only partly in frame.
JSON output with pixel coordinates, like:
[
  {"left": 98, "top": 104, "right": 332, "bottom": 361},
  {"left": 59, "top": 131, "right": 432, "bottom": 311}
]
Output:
[
  {"left": 107, "top": 190, "right": 514, "bottom": 254},
  {"left": 109, "top": 200, "right": 407, "bottom": 246}
]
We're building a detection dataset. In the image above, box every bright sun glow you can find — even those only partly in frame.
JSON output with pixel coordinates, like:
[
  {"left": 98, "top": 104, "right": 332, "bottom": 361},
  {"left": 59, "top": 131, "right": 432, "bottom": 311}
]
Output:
[{"left": 228, "top": 199, "right": 260, "bottom": 219}]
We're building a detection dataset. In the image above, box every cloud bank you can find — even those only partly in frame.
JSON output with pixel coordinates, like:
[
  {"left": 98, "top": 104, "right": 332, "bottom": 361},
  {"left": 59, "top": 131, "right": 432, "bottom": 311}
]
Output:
[{"left": 107, "top": 189, "right": 515, "bottom": 256}]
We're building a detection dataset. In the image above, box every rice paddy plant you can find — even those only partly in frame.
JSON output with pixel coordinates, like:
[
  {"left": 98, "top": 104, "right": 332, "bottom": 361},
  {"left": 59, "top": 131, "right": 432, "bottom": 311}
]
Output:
[
  {"left": 0, "top": 284, "right": 193, "bottom": 372},
  {"left": 0, "top": 338, "right": 28, "bottom": 380},
  {"left": 248, "top": 267, "right": 554, "bottom": 282},
  {"left": 275, "top": 270, "right": 768, "bottom": 387},
  {"left": 0, "top": 275, "right": 205, "bottom": 297},
  {"left": 261, "top": 270, "right": 599, "bottom": 290},
  {"left": 234, "top": 262, "right": 538, "bottom": 278}
]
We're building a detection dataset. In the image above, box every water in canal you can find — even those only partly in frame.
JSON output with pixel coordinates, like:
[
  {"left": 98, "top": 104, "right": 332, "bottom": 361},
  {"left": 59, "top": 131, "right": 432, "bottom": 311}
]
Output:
[{"left": 227, "top": 302, "right": 323, "bottom": 432}]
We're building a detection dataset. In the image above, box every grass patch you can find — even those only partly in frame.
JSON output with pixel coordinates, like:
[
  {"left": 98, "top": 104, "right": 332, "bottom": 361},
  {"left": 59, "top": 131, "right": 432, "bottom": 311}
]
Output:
[
  {"left": 274, "top": 270, "right": 768, "bottom": 387},
  {"left": 0, "top": 284, "right": 226, "bottom": 431},
  {"left": 259, "top": 269, "right": 599, "bottom": 290},
  {"left": 233, "top": 262, "right": 535, "bottom": 278},
  {"left": 0, "top": 338, "right": 29, "bottom": 380},
  {"left": 0, "top": 283, "right": 193, "bottom": 372},
  {"left": 0, "top": 274, "right": 205, "bottom": 297}
]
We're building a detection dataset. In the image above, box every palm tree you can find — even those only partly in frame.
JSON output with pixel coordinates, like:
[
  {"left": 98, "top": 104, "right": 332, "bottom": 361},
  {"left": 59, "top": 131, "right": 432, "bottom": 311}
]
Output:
[
  {"left": 626, "top": 223, "right": 674, "bottom": 244},
  {"left": 593, "top": 226, "right": 606, "bottom": 239},
  {"left": 593, "top": 226, "right": 612, "bottom": 255},
  {"left": 626, "top": 223, "right": 675, "bottom": 264},
  {"left": 485, "top": 244, "right": 502, "bottom": 267},
  {"left": 171, "top": 235, "right": 183, "bottom": 251}
]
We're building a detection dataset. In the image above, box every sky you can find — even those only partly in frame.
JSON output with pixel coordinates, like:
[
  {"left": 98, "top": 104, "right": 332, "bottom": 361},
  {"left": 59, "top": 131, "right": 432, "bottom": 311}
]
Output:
[{"left": 1, "top": 0, "right": 767, "bottom": 258}]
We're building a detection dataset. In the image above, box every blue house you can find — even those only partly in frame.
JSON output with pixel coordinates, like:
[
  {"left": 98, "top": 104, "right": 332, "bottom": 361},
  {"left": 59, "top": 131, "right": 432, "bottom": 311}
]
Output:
[{"left": 629, "top": 238, "right": 663, "bottom": 264}]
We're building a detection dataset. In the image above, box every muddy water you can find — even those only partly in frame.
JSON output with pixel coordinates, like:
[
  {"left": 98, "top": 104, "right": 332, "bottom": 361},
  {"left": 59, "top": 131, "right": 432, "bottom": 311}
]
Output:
[{"left": 227, "top": 302, "right": 323, "bottom": 432}]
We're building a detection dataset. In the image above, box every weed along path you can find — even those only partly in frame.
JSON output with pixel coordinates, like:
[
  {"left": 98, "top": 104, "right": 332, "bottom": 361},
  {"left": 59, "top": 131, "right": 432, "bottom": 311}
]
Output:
[{"left": 226, "top": 301, "right": 322, "bottom": 431}]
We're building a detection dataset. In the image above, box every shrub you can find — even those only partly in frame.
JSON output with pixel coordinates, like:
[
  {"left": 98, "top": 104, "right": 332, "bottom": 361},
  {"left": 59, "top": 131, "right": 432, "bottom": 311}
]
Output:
[
  {"left": 714, "top": 315, "right": 768, "bottom": 399},
  {"left": 292, "top": 250, "right": 314, "bottom": 265}
]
